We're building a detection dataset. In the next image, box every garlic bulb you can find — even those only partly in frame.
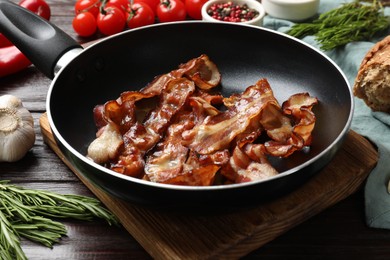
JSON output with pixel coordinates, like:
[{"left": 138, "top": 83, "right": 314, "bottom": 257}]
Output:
[{"left": 0, "top": 95, "right": 35, "bottom": 162}]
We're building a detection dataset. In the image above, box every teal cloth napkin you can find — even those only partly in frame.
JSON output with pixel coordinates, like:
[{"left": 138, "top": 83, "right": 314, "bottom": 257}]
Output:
[{"left": 262, "top": 0, "right": 390, "bottom": 229}]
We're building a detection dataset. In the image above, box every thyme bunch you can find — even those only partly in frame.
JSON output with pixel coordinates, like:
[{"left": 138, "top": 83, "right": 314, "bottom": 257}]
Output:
[
  {"left": 286, "top": 0, "right": 390, "bottom": 51},
  {"left": 0, "top": 180, "right": 119, "bottom": 260}
]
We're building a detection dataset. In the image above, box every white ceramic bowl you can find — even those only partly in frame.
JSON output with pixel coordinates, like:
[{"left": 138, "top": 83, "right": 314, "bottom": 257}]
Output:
[
  {"left": 262, "top": 0, "right": 320, "bottom": 21},
  {"left": 201, "top": 0, "right": 266, "bottom": 26}
]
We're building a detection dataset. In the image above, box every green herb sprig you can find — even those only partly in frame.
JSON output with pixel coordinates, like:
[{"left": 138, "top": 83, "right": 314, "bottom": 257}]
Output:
[
  {"left": 0, "top": 180, "right": 119, "bottom": 260},
  {"left": 286, "top": 0, "right": 390, "bottom": 51}
]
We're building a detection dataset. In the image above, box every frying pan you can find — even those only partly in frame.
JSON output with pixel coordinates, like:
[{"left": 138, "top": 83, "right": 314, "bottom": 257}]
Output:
[{"left": 0, "top": 0, "right": 353, "bottom": 209}]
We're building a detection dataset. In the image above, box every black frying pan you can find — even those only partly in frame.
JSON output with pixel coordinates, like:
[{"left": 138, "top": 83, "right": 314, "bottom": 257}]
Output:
[{"left": 0, "top": 0, "right": 353, "bottom": 209}]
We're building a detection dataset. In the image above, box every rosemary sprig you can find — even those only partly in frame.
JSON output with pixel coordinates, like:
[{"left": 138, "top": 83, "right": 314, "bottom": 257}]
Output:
[
  {"left": 12, "top": 216, "right": 67, "bottom": 248},
  {"left": 362, "top": 0, "right": 390, "bottom": 6},
  {"left": 0, "top": 210, "right": 26, "bottom": 260},
  {"left": 0, "top": 180, "right": 119, "bottom": 260},
  {"left": 286, "top": 0, "right": 390, "bottom": 51}
]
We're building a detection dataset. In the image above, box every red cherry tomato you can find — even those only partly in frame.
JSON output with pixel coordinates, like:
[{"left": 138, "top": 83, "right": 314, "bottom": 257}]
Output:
[
  {"left": 75, "top": 0, "right": 100, "bottom": 17},
  {"left": 19, "top": 0, "right": 51, "bottom": 20},
  {"left": 106, "top": 0, "right": 130, "bottom": 12},
  {"left": 185, "top": 0, "right": 208, "bottom": 20},
  {"left": 126, "top": 2, "right": 155, "bottom": 29},
  {"left": 97, "top": 6, "right": 127, "bottom": 36},
  {"left": 157, "top": 0, "right": 187, "bottom": 23},
  {"left": 72, "top": 12, "right": 97, "bottom": 37},
  {"left": 134, "top": 0, "right": 160, "bottom": 12}
]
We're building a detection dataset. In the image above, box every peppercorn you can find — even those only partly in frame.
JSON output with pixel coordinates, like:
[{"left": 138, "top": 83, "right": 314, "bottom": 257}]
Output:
[{"left": 207, "top": 1, "right": 259, "bottom": 23}]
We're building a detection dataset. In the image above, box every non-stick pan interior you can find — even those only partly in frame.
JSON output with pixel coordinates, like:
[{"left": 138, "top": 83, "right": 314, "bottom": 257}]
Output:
[{"left": 48, "top": 22, "right": 352, "bottom": 204}]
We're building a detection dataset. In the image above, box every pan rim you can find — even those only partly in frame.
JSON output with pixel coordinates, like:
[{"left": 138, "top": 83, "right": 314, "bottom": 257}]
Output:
[{"left": 46, "top": 21, "right": 354, "bottom": 192}]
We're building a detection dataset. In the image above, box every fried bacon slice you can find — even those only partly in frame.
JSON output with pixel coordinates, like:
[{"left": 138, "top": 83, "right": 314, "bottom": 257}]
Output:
[
  {"left": 220, "top": 88, "right": 318, "bottom": 182},
  {"left": 111, "top": 78, "right": 195, "bottom": 177},
  {"left": 87, "top": 55, "right": 319, "bottom": 186},
  {"left": 221, "top": 144, "right": 278, "bottom": 183},
  {"left": 220, "top": 93, "right": 318, "bottom": 183},
  {"left": 90, "top": 54, "right": 221, "bottom": 133},
  {"left": 181, "top": 54, "right": 221, "bottom": 90},
  {"left": 144, "top": 96, "right": 228, "bottom": 185},
  {"left": 263, "top": 93, "right": 318, "bottom": 157},
  {"left": 283, "top": 93, "right": 318, "bottom": 145},
  {"left": 182, "top": 78, "right": 278, "bottom": 155},
  {"left": 87, "top": 55, "right": 221, "bottom": 174}
]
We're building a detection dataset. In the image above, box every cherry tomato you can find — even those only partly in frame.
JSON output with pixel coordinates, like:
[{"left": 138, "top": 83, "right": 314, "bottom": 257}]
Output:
[
  {"left": 97, "top": 6, "right": 126, "bottom": 36},
  {"left": 106, "top": 0, "right": 129, "bottom": 12},
  {"left": 75, "top": 0, "right": 100, "bottom": 17},
  {"left": 185, "top": 0, "right": 208, "bottom": 20},
  {"left": 126, "top": 2, "right": 155, "bottom": 29},
  {"left": 72, "top": 12, "right": 97, "bottom": 37},
  {"left": 157, "top": 0, "right": 186, "bottom": 23},
  {"left": 19, "top": 0, "right": 51, "bottom": 20},
  {"left": 134, "top": 0, "right": 160, "bottom": 12}
]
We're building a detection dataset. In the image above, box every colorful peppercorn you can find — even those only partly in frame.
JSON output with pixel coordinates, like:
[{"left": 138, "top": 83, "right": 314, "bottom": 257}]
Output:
[{"left": 207, "top": 1, "right": 259, "bottom": 22}]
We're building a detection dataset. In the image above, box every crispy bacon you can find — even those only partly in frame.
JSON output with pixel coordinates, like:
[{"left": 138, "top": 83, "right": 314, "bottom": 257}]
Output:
[
  {"left": 87, "top": 55, "right": 319, "bottom": 186},
  {"left": 138, "top": 54, "right": 221, "bottom": 95},
  {"left": 88, "top": 55, "right": 221, "bottom": 177},
  {"left": 91, "top": 54, "right": 220, "bottom": 132},
  {"left": 110, "top": 78, "right": 195, "bottom": 177},
  {"left": 181, "top": 54, "right": 221, "bottom": 90},
  {"left": 263, "top": 93, "right": 318, "bottom": 157},
  {"left": 182, "top": 78, "right": 278, "bottom": 155},
  {"left": 144, "top": 96, "right": 227, "bottom": 185},
  {"left": 283, "top": 93, "right": 318, "bottom": 145},
  {"left": 221, "top": 144, "right": 278, "bottom": 183}
]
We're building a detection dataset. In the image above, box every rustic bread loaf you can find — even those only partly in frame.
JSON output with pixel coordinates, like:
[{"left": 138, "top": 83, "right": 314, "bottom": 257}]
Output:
[{"left": 353, "top": 35, "right": 390, "bottom": 113}]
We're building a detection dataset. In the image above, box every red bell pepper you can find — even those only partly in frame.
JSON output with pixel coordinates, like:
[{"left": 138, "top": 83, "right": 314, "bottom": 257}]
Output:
[
  {"left": 0, "top": 46, "right": 32, "bottom": 78},
  {"left": 0, "top": 33, "right": 13, "bottom": 48},
  {"left": 0, "top": 0, "right": 50, "bottom": 78}
]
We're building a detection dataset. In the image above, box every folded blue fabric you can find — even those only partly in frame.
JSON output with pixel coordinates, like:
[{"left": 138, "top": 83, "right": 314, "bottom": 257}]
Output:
[{"left": 263, "top": 0, "right": 390, "bottom": 229}]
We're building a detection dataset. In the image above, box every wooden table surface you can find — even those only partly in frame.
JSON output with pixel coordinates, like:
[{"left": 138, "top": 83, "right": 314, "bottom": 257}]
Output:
[{"left": 1, "top": 0, "right": 390, "bottom": 259}]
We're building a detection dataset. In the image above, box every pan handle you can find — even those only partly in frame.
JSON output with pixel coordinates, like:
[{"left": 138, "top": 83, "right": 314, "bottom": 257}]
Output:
[{"left": 0, "top": 0, "right": 81, "bottom": 79}]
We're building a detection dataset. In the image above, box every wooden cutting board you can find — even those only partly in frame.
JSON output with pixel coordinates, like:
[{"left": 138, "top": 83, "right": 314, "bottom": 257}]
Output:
[{"left": 39, "top": 113, "right": 378, "bottom": 259}]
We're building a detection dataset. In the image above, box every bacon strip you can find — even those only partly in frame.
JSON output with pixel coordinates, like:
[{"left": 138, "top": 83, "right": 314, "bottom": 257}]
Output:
[
  {"left": 145, "top": 96, "right": 227, "bottom": 185},
  {"left": 219, "top": 86, "right": 318, "bottom": 183},
  {"left": 263, "top": 93, "right": 318, "bottom": 157},
  {"left": 283, "top": 93, "right": 318, "bottom": 145},
  {"left": 182, "top": 78, "right": 278, "bottom": 155},
  {"left": 87, "top": 55, "right": 319, "bottom": 186},
  {"left": 91, "top": 54, "right": 221, "bottom": 132},
  {"left": 221, "top": 144, "right": 278, "bottom": 183},
  {"left": 87, "top": 55, "right": 221, "bottom": 170},
  {"left": 110, "top": 78, "right": 195, "bottom": 177},
  {"left": 182, "top": 54, "right": 221, "bottom": 90}
]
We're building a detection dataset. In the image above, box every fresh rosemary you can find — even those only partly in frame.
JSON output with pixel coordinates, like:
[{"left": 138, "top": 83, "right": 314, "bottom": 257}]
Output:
[
  {"left": 286, "top": 0, "right": 390, "bottom": 51},
  {"left": 0, "top": 180, "right": 119, "bottom": 260},
  {"left": 362, "top": 0, "right": 390, "bottom": 6}
]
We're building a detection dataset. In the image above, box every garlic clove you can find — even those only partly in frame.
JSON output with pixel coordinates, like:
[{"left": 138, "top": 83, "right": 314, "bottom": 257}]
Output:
[
  {"left": 0, "top": 94, "right": 23, "bottom": 108},
  {"left": 0, "top": 95, "right": 36, "bottom": 162}
]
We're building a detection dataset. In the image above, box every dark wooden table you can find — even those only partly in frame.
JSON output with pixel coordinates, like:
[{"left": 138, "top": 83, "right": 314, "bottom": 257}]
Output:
[{"left": 1, "top": 1, "right": 390, "bottom": 259}]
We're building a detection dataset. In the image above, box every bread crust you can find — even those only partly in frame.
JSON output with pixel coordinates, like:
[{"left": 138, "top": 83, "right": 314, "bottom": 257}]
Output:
[{"left": 353, "top": 35, "right": 390, "bottom": 112}]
